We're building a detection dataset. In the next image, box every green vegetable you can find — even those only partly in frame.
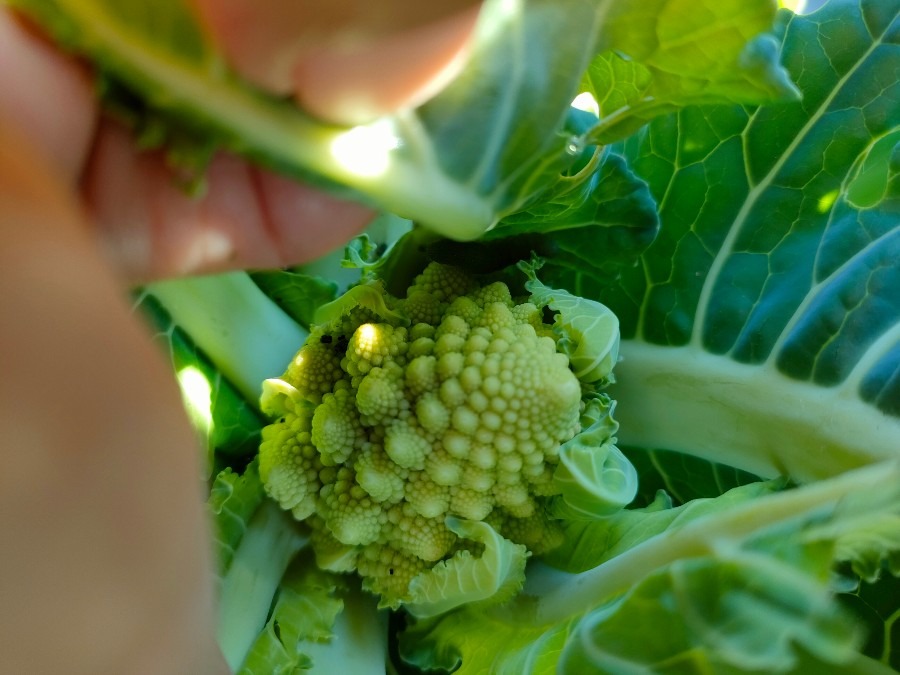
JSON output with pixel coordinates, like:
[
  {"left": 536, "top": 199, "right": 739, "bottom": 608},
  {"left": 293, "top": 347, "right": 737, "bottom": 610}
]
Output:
[
  {"left": 21, "top": 0, "right": 899, "bottom": 672},
  {"left": 257, "top": 262, "right": 630, "bottom": 612}
]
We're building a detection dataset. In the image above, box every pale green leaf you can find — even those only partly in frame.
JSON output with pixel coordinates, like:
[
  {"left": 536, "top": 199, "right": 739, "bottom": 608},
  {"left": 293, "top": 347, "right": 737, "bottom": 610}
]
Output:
[
  {"left": 552, "top": 397, "right": 638, "bottom": 518},
  {"left": 584, "top": 0, "right": 799, "bottom": 142},
  {"left": 558, "top": 554, "right": 860, "bottom": 673},
  {"left": 404, "top": 519, "right": 528, "bottom": 620}
]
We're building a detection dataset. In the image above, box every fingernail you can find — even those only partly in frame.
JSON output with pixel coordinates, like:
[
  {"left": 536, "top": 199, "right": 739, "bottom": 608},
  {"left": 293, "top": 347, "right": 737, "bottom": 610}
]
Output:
[{"left": 173, "top": 228, "right": 236, "bottom": 276}]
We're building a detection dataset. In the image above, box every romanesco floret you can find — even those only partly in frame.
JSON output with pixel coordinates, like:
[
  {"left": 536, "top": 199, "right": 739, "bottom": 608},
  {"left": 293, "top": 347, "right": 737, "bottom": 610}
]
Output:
[{"left": 259, "top": 263, "right": 595, "bottom": 607}]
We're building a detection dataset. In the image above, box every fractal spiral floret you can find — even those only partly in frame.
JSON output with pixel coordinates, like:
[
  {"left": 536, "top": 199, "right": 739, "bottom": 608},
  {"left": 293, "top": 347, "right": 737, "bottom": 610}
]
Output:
[{"left": 259, "top": 262, "right": 631, "bottom": 610}]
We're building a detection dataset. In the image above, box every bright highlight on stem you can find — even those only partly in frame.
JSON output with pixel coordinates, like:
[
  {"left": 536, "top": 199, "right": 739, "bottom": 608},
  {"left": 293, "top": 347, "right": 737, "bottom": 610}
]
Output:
[{"left": 331, "top": 121, "right": 402, "bottom": 179}]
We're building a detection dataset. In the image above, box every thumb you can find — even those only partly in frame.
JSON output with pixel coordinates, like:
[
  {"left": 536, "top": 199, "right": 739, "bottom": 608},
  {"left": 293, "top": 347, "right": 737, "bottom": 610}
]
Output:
[
  {"left": 0, "top": 119, "right": 226, "bottom": 674},
  {"left": 191, "top": 0, "right": 483, "bottom": 125}
]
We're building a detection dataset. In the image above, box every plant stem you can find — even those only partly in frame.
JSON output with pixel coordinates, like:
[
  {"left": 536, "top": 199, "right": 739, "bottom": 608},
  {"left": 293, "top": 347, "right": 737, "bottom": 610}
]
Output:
[
  {"left": 147, "top": 272, "right": 308, "bottom": 404},
  {"left": 524, "top": 461, "right": 900, "bottom": 625},
  {"left": 217, "top": 500, "right": 308, "bottom": 671}
]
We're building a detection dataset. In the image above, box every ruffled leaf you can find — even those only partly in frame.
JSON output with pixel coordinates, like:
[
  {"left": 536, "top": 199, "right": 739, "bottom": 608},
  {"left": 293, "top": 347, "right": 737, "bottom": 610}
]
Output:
[
  {"left": 552, "top": 396, "right": 637, "bottom": 518},
  {"left": 558, "top": 553, "right": 860, "bottom": 673},
  {"left": 521, "top": 261, "right": 620, "bottom": 385},
  {"left": 404, "top": 518, "right": 529, "bottom": 620}
]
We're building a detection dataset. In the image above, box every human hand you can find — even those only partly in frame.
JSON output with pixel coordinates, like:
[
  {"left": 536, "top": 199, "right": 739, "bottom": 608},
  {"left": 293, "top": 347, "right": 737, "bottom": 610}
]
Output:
[
  {"left": 0, "top": 2, "right": 479, "bottom": 672},
  {"left": 1, "top": 0, "right": 481, "bottom": 281}
]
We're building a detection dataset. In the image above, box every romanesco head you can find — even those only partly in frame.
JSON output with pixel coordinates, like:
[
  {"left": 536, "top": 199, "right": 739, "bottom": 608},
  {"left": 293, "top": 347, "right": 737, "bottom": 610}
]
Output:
[{"left": 259, "top": 263, "right": 602, "bottom": 608}]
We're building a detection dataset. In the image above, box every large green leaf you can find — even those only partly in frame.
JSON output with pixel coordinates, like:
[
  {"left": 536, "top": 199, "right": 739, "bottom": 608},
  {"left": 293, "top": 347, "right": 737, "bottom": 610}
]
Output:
[
  {"left": 541, "top": 480, "right": 780, "bottom": 574},
  {"left": 570, "top": 0, "right": 900, "bottom": 481},
  {"left": 557, "top": 553, "right": 859, "bottom": 674}
]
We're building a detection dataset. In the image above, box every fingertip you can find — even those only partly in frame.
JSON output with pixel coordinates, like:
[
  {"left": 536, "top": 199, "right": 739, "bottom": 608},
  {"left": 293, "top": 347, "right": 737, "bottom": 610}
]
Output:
[
  {"left": 190, "top": 0, "right": 482, "bottom": 125},
  {"left": 291, "top": 5, "right": 481, "bottom": 125},
  {"left": 0, "top": 118, "right": 222, "bottom": 675},
  {"left": 83, "top": 118, "right": 376, "bottom": 282},
  {"left": 189, "top": 0, "right": 306, "bottom": 94}
]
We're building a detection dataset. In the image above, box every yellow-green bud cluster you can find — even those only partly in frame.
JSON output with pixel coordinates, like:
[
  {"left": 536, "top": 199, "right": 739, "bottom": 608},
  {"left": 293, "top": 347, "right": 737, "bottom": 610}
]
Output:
[{"left": 259, "top": 263, "right": 580, "bottom": 604}]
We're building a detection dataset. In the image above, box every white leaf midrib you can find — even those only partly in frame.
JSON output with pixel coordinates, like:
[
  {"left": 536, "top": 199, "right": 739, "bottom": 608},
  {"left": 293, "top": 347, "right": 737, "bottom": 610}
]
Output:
[{"left": 611, "top": 340, "right": 900, "bottom": 481}]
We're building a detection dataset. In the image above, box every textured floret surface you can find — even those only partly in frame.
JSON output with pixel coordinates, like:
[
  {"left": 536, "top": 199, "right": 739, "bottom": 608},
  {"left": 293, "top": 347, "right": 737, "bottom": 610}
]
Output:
[{"left": 260, "top": 263, "right": 582, "bottom": 605}]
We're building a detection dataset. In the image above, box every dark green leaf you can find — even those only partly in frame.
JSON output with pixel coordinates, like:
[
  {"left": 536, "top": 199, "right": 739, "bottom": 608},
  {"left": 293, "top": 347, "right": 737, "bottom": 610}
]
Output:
[
  {"left": 840, "top": 572, "right": 900, "bottom": 670},
  {"left": 555, "top": 0, "right": 900, "bottom": 481},
  {"left": 624, "top": 447, "right": 763, "bottom": 506},
  {"left": 250, "top": 271, "right": 338, "bottom": 330},
  {"left": 491, "top": 149, "right": 661, "bottom": 283}
]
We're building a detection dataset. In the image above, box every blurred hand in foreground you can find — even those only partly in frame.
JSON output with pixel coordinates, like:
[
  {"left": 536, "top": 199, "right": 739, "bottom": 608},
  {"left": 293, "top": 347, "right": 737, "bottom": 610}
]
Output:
[{"left": 0, "top": 2, "right": 480, "bottom": 672}]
